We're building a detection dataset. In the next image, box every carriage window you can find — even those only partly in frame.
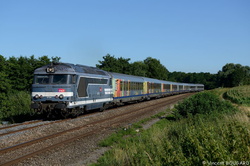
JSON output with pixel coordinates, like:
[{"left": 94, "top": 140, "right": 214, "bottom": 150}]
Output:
[
  {"left": 34, "top": 75, "right": 49, "bottom": 84},
  {"left": 87, "top": 78, "right": 108, "bottom": 84},
  {"left": 52, "top": 75, "right": 68, "bottom": 84},
  {"left": 172, "top": 85, "right": 177, "bottom": 90}
]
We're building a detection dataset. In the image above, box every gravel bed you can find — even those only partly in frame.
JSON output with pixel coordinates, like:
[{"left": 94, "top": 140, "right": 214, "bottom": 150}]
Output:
[
  {"left": 0, "top": 121, "right": 52, "bottom": 141},
  {"left": 1, "top": 94, "right": 192, "bottom": 166}
]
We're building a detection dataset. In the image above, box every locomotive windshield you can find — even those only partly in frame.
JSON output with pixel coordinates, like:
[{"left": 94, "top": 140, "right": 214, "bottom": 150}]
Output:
[
  {"left": 34, "top": 74, "right": 74, "bottom": 84},
  {"left": 35, "top": 75, "right": 49, "bottom": 84},
  {"left": 52, "top": 75, "right": 68, "bottom": 84}
]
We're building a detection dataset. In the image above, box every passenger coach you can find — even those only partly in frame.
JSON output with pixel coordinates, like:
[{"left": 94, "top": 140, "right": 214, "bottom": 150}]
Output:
[{"left": 111, "top": 73, "right": 145, "bottom": 104}]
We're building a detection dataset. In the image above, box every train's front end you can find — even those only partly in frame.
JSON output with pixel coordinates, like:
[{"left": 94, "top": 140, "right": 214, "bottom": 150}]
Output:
[{"left": 31, "top": 63, "right": 77, "bottom": 117}]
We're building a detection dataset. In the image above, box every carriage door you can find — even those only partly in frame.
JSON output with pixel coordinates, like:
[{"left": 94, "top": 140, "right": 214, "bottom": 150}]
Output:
[
  {"left": 115, "top": 79, "right": 121, "bottom": 97},
  {"left": 147, "top": 82, "right": 150, "bottom": 94}
]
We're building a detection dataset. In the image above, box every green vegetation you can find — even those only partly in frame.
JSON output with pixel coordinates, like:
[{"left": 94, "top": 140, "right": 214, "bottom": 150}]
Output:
[
  {"left": 224, "top": 85, "right": 250, "bottom": 106},
  {"left": 218, "top": 64, "right": 250, "bottom": 87},
  {"left": 174, "top": 92, "right": 237, "bottom": 119},
  {"left": 0, "top": 91, "right": 33, "bottom": 122},
  {"left": 0, "top": 55, "right": 59, "bottom": 122},
  {"left": 99, "top": 111, "right": 169, "bottom": 147},
  {"left": 209, "top": 88, "right": 230, "bottom": 97},
  {"left": 93, "top": 91, "right": 250, "bottom": 166}
]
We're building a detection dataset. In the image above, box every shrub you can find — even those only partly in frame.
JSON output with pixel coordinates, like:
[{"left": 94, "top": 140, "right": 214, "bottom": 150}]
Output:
[
  {"left": 174, "top": 92, "right": 236, "bottom": 119},
  {"left": 0, "top": 91, "right": 32, "bottom": 122}
]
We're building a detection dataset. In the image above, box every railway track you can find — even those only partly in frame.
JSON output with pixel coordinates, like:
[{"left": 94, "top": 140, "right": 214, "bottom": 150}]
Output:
[
  {"left": 0, "top": 93, "right": 192, "bottom": 166},
  {"left": 0, "top": 120, "right": 61, "bottom": 137},
  {"left": 0, "top": 111, "right": 102, "bottom": 138},
  {"left": 0, "top": 120, "right": 43, "bottom": 130}
]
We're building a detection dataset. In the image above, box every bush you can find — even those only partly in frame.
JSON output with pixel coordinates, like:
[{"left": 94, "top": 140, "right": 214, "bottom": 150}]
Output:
[
  {"left": 0, "top": 91, "right": 33, "bottom": 122},
  {"left": 174, "top": 92, "right": 236, "bottom": 119}
]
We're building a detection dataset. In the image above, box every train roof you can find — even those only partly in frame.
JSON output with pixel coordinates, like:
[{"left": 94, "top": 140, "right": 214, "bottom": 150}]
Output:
[
  {"left": 159, "top": 80, "right": 204, "bottom": 86},
  {"left": 33, "top": 63, "right": 204, "bottom": 87},
  {"left": 110, "top": 72, "right": 144, "bottom": 82},
  {"left": 142, "top": 77, "right": 163, "bottom": 84},
  {"left": 34, "top": 63, "right": 110, "bottom": 76},
  {"left": 110, "top": 73, "right": 204, "bottom": 86},
  {"left": 161, "top": 80, "right": 179, "bottom": 85},
  {"left": 179, "top": 83, "right": 204, "bottom": 86}
]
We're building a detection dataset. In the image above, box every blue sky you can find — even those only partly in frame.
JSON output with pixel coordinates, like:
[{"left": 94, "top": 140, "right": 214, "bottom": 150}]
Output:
[{"left": 1, "top": 0, "right": 249, "bottom": 73}]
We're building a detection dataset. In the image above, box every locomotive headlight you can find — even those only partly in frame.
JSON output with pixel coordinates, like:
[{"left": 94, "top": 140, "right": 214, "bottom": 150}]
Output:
[
  {"left": 59, "top": 94, "right": 64, "bottom": 99},
  {"left": 34, "top": 94, "right": 39, "bottom": 99},
  {"left": 46, "top": 67, "right": 55, "bottom": 73}
]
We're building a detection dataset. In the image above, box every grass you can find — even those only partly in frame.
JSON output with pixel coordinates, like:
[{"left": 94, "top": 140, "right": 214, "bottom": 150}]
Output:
[
  {"left": 93, "top": 113, "right": 250, "bottom": 166},
  {"left": 91, "top": 90, "right": 250, "bottom": 166},
  {"left": 224, "top": 85, "right": 250, "bottom": 106},
  {"left": 98, "top": 110, "right": 171, "bottom": 147}
]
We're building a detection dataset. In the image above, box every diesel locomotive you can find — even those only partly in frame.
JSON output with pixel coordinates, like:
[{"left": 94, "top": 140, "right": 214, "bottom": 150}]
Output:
[{"left": 31, "top": 63, "right": 204, "bottom": 117}]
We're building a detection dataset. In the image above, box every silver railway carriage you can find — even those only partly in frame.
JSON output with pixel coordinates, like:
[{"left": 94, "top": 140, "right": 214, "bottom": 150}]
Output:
[{"left": 31, "top": 63, "right": 204, "bottom": 118}]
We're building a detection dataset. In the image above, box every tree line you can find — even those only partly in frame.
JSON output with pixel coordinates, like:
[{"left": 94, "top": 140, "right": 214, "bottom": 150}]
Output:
[
  {"left": 97, "top": 54, "right": 250, "bottom": 89},
  {"left": 0, "top": 54, "right": 249, "bottom": 122}
]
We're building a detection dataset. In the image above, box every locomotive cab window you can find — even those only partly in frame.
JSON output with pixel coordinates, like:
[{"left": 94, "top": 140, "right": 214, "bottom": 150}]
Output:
[
  {"left": 34, "top": 75, "right": 49, "bottom": 84},
  {"left": 34, "top": 74, "right": 77, "bottom": 84},
  {"left": 52, "top": 75, "right": 68, "bottom": 84}
]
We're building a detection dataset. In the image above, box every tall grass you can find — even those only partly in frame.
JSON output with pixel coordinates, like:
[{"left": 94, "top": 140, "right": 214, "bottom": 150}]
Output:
[
  {"left": 224, "top": 85, "right": 250, "bottom": 106},
  {"left": 93, "top": 92, "right": 250, "bottom": 166},
  {"left": 94, "top": 113, "right": 250, "bottom": 166}
]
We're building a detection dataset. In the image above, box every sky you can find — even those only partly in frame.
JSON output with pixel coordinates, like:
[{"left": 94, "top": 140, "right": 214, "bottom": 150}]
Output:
[{"left": 0, "top": 0, "right": 249, "bottom": 74}]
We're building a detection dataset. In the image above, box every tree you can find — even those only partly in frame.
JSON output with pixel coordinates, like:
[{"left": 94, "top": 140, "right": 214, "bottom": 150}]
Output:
[
  {"left": 130, "top": 61, "right": 147, "bottom": 77},
  {"left": 0, "top": 55, "right": 11, "bottom": 93},
  {"left": 168, "top": 71, "right": 218, "bottom": 90},
  {"left": 51, "top": 56, "right": 61, "bottom": 63},
  {"left": 168, "top": 71, "right": 186, "bottom": 82},
  {"left": 144, "top": 57, "right": 169, "bottom": 80},
  {"left": 97, "top": 55, "right": 170, "bottom": 80},
  {"left": 0, "top": 55, "right": 11, "bottom": 118},
  {"left": 96, "top": 54, "right": 131, "bottom": 74},
  {"left": 218, "top": 63, "right": 250, "bottom": 87}
]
